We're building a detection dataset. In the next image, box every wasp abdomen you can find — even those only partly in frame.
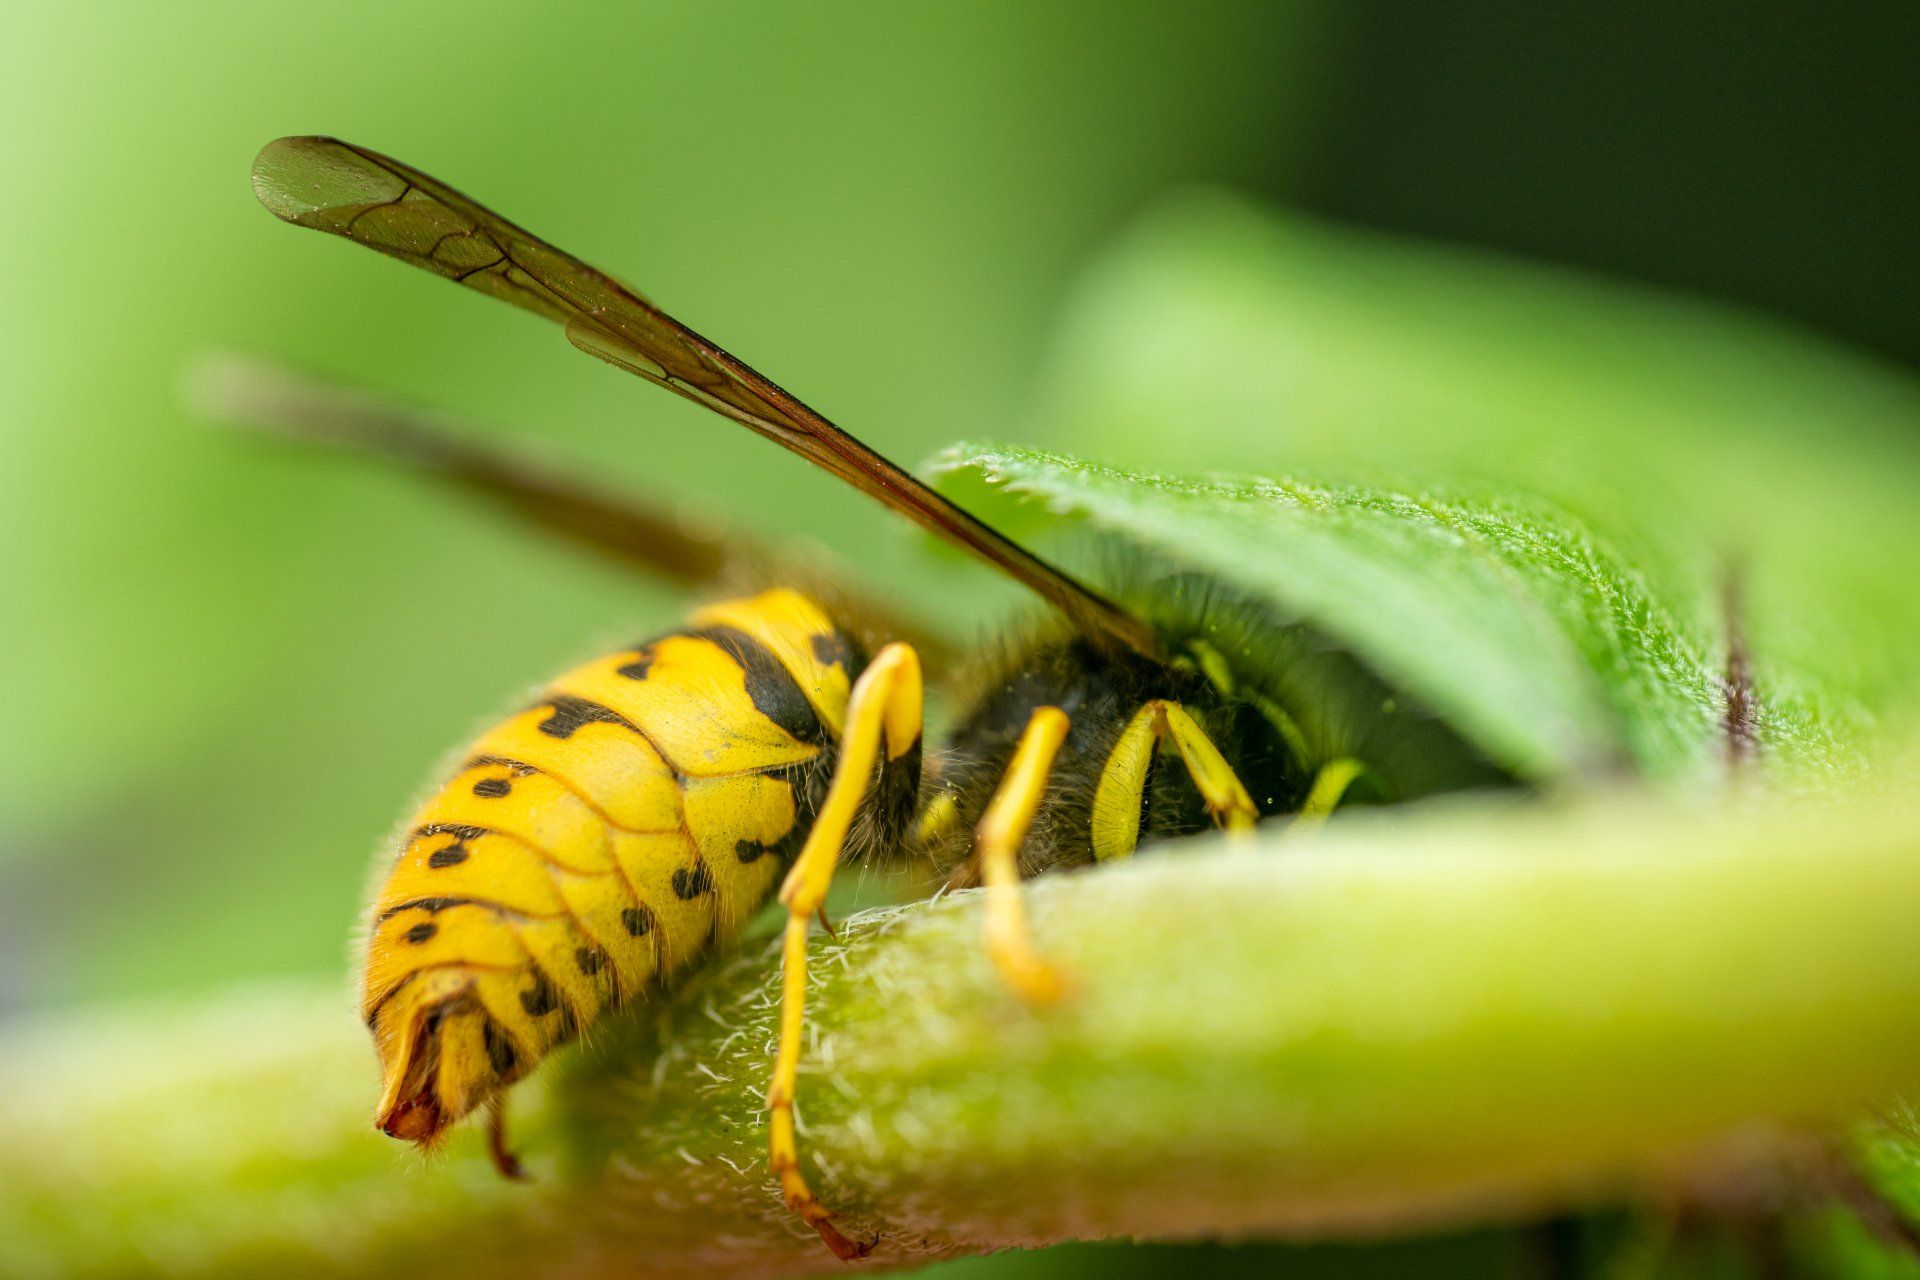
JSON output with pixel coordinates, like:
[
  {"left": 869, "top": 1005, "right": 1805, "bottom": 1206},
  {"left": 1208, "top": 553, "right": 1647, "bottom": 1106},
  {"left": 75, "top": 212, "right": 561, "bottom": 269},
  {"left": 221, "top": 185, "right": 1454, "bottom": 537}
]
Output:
[{"left": 363, "top": 589, "right": 858, "bottom": 1147}]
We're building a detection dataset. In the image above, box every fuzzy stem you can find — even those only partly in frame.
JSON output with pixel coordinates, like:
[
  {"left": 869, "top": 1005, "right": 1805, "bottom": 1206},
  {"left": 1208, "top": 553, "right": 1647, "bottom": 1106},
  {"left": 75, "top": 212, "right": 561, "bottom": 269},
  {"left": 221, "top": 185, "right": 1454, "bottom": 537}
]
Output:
[{"left": 6, "top": 794, "right": 1920, "bottom": 1279}]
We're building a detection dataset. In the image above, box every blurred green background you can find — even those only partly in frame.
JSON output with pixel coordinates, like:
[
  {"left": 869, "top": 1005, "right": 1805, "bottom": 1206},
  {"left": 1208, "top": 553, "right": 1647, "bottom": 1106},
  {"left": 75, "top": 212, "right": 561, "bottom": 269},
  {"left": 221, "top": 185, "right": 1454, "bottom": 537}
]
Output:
[
  {"left": 2, "top": 2, "right": 1916, "bottom": 1273},
  {"left": 0, "top": 0, "right": 1326, "bottom": 1007}
]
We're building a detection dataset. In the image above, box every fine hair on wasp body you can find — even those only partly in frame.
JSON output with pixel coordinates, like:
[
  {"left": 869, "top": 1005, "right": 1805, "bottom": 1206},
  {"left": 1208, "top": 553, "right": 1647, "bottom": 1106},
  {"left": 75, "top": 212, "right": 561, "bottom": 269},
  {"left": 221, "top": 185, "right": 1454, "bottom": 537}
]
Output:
[{"left": 247, "top": 135, "right": 1368, "bottom": 1260}]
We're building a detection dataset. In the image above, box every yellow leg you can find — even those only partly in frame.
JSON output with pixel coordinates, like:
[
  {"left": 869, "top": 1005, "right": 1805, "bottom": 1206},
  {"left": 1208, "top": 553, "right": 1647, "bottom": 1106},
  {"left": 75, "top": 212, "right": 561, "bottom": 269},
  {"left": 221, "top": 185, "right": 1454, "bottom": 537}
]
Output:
[
  {"left": 1090, "top": 701, "right": 1259, "bottom": 862},
  {"left": 767, "top": 642, "right": 922, "bottom": 1261},
  {"left": 1293, "top": 757, "right": 1363, "bottom": 832},
  {"left": 975, "top": 707, "right": 1072, "bottom": 1005}
]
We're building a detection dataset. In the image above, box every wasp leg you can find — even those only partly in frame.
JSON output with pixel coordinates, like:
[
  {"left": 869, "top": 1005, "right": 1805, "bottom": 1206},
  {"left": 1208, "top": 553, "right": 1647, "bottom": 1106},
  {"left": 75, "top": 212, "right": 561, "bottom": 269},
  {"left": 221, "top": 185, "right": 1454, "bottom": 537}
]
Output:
[
  {"left": 1090, "top": 700, "right": 1259, "bottom": 863},
  {"left": 1294, "top": 757, "right": 1364, "bottom": 830},
  {"left": 486, "top": 1096, "right": 527, "bottom": 1181},
  {"left": 974, "top": 707, "right": 1073, "bottom": 1005},
  {"left": 768, "top": 642, "right": 923, "bottom": 1261}
]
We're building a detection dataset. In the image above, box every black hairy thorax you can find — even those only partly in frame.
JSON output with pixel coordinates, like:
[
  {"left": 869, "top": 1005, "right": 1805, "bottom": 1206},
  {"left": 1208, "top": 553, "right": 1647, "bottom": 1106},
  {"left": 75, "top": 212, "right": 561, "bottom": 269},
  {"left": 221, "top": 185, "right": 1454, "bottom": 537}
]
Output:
[{"left": 920, "top": 633, "right": 1305, "bottom": 883}]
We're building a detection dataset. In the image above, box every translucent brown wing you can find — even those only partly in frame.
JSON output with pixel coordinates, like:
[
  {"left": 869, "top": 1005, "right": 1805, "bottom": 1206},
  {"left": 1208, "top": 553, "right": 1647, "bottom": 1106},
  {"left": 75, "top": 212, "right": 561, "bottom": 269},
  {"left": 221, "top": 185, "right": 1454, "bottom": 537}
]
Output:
[
  {"left": 251, "top": 135, "right": 1160, "bottom": 658},
  {"left": 192, "top": 352, "right": 954, "bottom": 666}
]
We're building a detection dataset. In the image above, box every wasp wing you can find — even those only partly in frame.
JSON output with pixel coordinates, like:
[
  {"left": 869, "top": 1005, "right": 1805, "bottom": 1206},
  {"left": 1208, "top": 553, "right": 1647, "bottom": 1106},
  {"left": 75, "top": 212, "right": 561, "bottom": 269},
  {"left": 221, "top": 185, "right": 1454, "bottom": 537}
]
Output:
[
  {"left": 194, "top": 352, "right": 955, "bottom": 665},
  {"left": 251, "top": 136, "right": 1160, "bottom": 658}
]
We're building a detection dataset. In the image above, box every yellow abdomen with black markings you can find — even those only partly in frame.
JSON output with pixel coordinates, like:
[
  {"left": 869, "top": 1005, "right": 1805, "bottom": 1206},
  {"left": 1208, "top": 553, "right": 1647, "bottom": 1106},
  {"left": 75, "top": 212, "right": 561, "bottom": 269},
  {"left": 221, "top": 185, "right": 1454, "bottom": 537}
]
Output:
[{"left": 363, "top": 588, "right": 861, "bottom": 1146}]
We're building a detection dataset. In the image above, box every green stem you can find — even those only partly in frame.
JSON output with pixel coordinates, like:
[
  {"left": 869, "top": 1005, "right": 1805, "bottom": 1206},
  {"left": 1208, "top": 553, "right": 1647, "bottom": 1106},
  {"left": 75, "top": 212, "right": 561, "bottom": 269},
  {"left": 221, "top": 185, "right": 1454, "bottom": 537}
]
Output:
[{"left": 6, "top": 794, "right": 1920, "bottom": 1279}]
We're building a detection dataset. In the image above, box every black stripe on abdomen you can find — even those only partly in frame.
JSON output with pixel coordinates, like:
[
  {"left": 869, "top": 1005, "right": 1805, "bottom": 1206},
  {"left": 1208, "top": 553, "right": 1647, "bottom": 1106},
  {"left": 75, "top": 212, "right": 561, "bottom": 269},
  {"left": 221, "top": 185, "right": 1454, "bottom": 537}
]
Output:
[
  {"left": 534, "top": 695, "right": 639, "bottom": 740},
  {"left": 687, "top": 625, "right": 826, "bottom": 746}
]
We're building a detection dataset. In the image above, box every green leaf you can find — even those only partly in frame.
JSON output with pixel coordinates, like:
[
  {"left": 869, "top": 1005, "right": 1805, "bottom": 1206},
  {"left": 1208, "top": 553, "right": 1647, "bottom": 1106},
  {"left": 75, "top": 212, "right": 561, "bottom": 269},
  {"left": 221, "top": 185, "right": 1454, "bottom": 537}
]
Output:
[
  {"left": 1026, "top": 194, "right": 1920, "bottom": 752},
  {"left": 932, "top": 444, "right": 1846, "bottom": 790}
]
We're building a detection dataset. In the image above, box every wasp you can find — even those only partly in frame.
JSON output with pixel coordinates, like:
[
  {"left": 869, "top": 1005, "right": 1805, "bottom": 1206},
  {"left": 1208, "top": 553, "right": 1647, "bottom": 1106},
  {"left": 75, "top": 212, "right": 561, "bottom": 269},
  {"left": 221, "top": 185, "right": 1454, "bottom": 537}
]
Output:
[{"left": 250, "top": 136, "right": 1367, "bottom": 1258}]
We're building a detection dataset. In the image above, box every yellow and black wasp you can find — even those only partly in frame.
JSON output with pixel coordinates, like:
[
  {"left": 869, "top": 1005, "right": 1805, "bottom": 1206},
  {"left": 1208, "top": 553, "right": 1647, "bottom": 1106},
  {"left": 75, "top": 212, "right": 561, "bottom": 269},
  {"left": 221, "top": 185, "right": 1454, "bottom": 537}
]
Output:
[{"left": 248, "top": 136, "right": 1373, "bottom": 1258}]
